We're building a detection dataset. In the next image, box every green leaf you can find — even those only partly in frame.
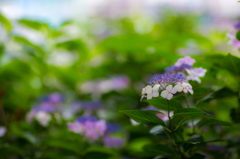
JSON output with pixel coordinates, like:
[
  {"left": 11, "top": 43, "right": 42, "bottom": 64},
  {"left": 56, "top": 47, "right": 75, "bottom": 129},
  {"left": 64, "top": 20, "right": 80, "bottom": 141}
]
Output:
[
  {"left": 144, "top": 110, "right": 165, "bottom": 115},
  {"left": 236, "top": 30, "right": 240, "bottom": 41},
  {"left": 222, "top": 53, "right": 240, "bottom": 75},
  {"left": 189, "top": 153, "right": 205, "bottom": 159},
  {"left": 174, "top": 113, "right": 215, "bottom": 131},
  {"left": 150, "top": 125, "right": 169, "bottom": 139},
  {"left": 121, "top": 110, "right": 166, "bottom": 127},
  {"left": 187, "top": 134, "right": 203, "bottom": 144},
  {"left": 144, "top": 144, "right": 173, "bottom": 155},
  {"left": 18, "top": 19, "right": 43, "bottom": 30},
  {"left": 174, "top": 108, "right": 205, "bottom": 117},
  {"left": 146, "top": 97, "right": 182, "bottom": 111},
  {"left": 190, "top": 87, "right": 211, "bottom": 98},
  {"left": 198, "top": 119, "right": 231, "bottom": 128},
  {"left": 212, "top": 87, "right": 237, "bottom": 98},
  {"left": 0, "top": 13, "right": 12, "bottom": 32}
]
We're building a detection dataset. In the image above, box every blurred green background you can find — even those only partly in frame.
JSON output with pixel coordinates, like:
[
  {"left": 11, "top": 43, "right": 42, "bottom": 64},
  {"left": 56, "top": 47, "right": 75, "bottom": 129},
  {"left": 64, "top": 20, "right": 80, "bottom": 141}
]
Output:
[{"left": 0, "top": 0, "right": 240, "bottom": 158}]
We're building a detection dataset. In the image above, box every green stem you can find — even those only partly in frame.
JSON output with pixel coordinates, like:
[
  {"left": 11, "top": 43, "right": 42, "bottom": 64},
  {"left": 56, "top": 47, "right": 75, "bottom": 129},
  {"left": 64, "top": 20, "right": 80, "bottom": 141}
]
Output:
[
  {"left": 167, "top": 100, "right": 184, "bottom": 159},
  {"left": 185, "top": 97, "right": 195, "bottom": 134}
]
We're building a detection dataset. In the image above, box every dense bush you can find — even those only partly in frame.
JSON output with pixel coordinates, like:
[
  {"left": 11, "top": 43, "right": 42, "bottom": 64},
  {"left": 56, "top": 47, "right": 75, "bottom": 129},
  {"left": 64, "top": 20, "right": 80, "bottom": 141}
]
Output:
[{"left": 0, "top": 10, "right": 240, "bottom": 159}]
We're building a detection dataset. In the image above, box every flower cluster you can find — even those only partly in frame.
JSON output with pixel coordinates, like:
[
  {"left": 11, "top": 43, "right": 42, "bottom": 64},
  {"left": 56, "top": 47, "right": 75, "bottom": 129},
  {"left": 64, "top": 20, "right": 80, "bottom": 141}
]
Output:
[
  {"left": 0, "top": 127, "right": 7, "bottom": 137},
  {"left": 80, "top": 76, "right": 130, "bottom": 95},
  {"left": 141, "top": 56, "right": 206, "bottom": 101},
  {"left": 227, "top": 22, "right": 240, "bottom": 50},
  {"left": 26, "top": 93, "right": 63, "bottom": 127},
  {"left": 68, "top": 116, "right": 124, "bottom": 148},
  {"left": 68, "top": 116, "right": 106, "bottom": 141}
]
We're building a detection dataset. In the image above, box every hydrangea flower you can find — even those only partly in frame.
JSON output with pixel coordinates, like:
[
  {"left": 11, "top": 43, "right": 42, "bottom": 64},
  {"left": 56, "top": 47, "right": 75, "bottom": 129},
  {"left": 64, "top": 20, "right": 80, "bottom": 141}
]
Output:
[
  {"left": 186, "top": 68, "right": 207, "bottom": 83},
  {"left": 0, "top": 127, "right": 7, "bottom": 137},
  {"left": 142, "top": 73, "right": 189, "bottom": 101},
  {"left": 103, "top": 137, "right": 124, "bottom": 148},
  {"left": 227, "top": 32, "right": 240, "bottom": 50},
  {"left": 67, "top": 116, "right": 107, "bottom": 141},
  {"left": 160, "top": 85, "right": 178, "bottom": 100},
  {"left": 175, "top": 56, "right": 196, "bottom": 67},
  {"left": 234, "top": 22, "right": 240, "bottom": 30},
  {"left": 26, "top": 93, "right": 64, "bottom": 127}
]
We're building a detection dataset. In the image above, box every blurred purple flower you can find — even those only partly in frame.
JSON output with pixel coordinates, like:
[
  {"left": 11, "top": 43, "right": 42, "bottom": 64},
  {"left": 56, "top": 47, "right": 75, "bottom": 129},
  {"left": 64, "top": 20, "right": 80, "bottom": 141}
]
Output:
[
  {"left": 67, "top": 116, "right": 107, "bottom": 141},
  {"left": 106, "top": 123, "right": 123, "bottom": 133},
  {"left": 186, "top": 68, "right": 207, "bottom": 83},
  {"left": 40, "top": 93, "right": 64, "bottom": 104},
  {"left": 103, "top": 137, "right": 124, "bottom": 148},
  {"left": 0, "top": 127, "right": 7, "bottom": 137},
  {"left": 80, "top": 76, "right": 130, "bottom": 94},
  {"left": 227, "top": 32, "right": 240, "bottom": 50},
  {"left": 234, "top": 22, "right": 240, "bottom": 30},
  {"left": 175, "top": 56, "right": 196, "bottom": 67},
  {"left": 165, "top": 64, "right": 192, "bottom": 73}
]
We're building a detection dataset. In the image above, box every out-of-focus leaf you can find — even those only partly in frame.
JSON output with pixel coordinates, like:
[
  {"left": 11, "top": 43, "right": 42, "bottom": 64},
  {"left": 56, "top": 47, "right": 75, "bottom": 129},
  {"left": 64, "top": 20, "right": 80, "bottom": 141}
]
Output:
[
  {"left": 18, "top": 19, "right": 43, "bottom": 30},
  {"left": 190, "top": 87, "right": 211, "bottom": 98},
  {"left": 121, "top": 110, "right": 167, "bottom": 127},
  {"left": 0, "top": 13, "right": 12, "bottom": 32},
  {"left": 222, "top": 53, "right": 240, "bottom": 75},
  {"left": 189, "top": 153, "right": 205, "bottom": 159},
  {"left": 198, "top": 119, "right": 231, "bottom": 128},
  {"left": 236, "top": 30, "right": 240, "bottom": 41},
  {"left": 212, "top": 87, "right": 237, "bottom": 98},
  {"left": 144, "top": 144, "right": 174, "bottom": 155}
]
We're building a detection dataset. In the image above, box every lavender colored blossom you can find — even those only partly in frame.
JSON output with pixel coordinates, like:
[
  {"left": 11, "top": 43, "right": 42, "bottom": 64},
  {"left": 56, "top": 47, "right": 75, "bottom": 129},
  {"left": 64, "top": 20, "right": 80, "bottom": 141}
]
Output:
[
  {"left": 165, "top": 64, "right": 192, "bottom": 73},
  {"left": 76, "top": 116, "right": 98, "bottom": 123},
  {"left": 0, "top": 127, "right": 7, "bottom": 137},
  {"left": 72, "top": 101, "right": 103, "bottom": 111},
  {"left": 227, "top": 32, "right": 240, "bottom": 50},
  {"left": 148, "top": 73, "right": 186, "bottom": 85},
  {"left": 106, "top": 123, "right": 123, "bottom": 133},
  {"left": 40, "top": 93, "right": 64, "bottom": 103},
  {"left": 234, "top": 22, "right": 240, "bottom": 30},
  {"left": 67, "top": 116, "right": 107, "bottom": 141},
  {"left": 175, "top": 56, "right": 195, "bottom": 67},
  {"left": 186, "top": 68, "right": 207, "bottom": 83},
  {"left": 103, "top": 137, "right": 124, "bottom": 148},
  {"left": 33, "top": 102, "right": 56, "bottom": 112}
]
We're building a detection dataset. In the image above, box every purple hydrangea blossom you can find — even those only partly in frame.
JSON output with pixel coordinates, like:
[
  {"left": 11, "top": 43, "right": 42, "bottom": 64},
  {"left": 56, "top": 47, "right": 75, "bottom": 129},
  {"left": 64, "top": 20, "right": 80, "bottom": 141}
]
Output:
[
  {"left": 186, "top": 68, "right": 207, "bottom": 83},
  {"left": 67, "top": 116, "right": 107, "bottom": 141},
  {"left": 0, "top": 127, "right": 7, "bottom": 137},
  {"left": 40, "top": 93, "right": 64, "bottom": 104},
  {"left": 147, "top": 73, "right": 186, "bottom": 85},
  {"left": 234, "top": 22, "right": 240, "bottom": 30},
  {"left": 106, "top": 123, "right": 123, "bottom": 133},
  {"left": 165, "top": 64, "right": 192, "bottom": 73},
  {"left": 103, "top": 137, "right": 124, "bottom": 148},
  {"left": 174, "top": 56, "right": 196, "bottom": 67},
  {"left": 227, "top": 32, "right": 240, "bottom": 50}
]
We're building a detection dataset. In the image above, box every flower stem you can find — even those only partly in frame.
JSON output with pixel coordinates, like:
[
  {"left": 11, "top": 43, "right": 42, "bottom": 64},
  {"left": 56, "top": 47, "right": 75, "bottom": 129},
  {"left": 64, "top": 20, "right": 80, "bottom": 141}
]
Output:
[
  {"left": 167, "top": 100, "right": 184, "bottom": 159},
  {"left": 185, "top": 96, "right": 195, "bottom": 134}
]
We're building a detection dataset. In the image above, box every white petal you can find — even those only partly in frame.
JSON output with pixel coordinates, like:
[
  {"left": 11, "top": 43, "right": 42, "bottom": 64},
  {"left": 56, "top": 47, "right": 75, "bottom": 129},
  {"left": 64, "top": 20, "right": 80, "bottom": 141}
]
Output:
[
  {"left": 152, "top": 91, "right": 159, "bottom": 97},
  {"left": 174, "top": 85, "right": 183, "bottom": 92},
  {"left": 189, "top": 89, "right": 194, "bottom": 94},
  {"left": 166, "top": 93, "right": 173, "bottom": 100},
  {"left": 166, "top": 85, "right": 173, "bottom": 91},
  {"left": 142, "top": 88, "right": 146, "bottom": 94},
  {"left": 170, "top": 87, "right": 177, "bottom": 94},
  {"left": 183, "top": 89, "right": 188, "bottom": 93},
  {"left": 153, "top": 84, "right": 160, "bottom": 91},
  {"left": 140, "top": 95, "right": 146, "bottom": 101},
  {"left": 145, "top": 85, "right": 152, "bottom": 93},
  {"left": 161, "top": 90, "right": 169, "bottom": 98},
  {"left": 147, "top": 93, "right": 153, "bottom": 100}
]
